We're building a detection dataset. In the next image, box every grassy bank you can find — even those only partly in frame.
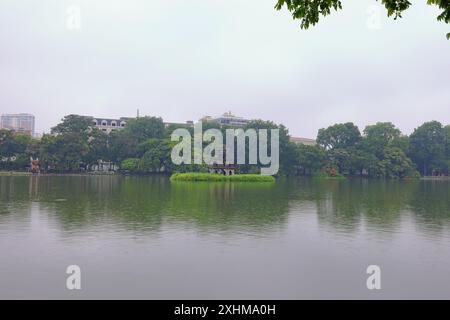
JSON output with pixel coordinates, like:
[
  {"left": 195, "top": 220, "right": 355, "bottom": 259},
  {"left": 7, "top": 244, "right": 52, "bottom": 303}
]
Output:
[
  {"left": 170, "top": 173, "right": 275, "bottom": 182},
  {"left": 0, "top": 171, "right": 32, "bottom": 176}
]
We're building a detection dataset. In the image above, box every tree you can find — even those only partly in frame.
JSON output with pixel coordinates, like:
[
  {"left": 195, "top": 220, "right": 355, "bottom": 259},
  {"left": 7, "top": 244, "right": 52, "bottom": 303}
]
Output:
[
  {"left": 317, "top": 122, "right": 361, "bottom": 150},
  {"left": 444, "top": 125, "right": 450, "bottom": 175},
  {"left": 52, "top": 114, "right": 94, "bottom": 139},
  {"left": 390, "top": 135, "right": 410, "bottom": 155},
  {"left": 108, "top": 130, "right": 139, "bottom": 163},
  {"left": 327, "top": 147, "right": 351, "bottom": 174},
  {"left": 363, "top": 122, "right": 401, "bottom": 158},
  {"left": 0, "top": 130, "right": 35, "bottom": 170},
  {"left": 138, "top": 139, "right": 174, "bottom": 173},
  {"left": 295, "top": 144, "right": 327, "bottom": 174},
  {"left": 39, "top": 133, "right": 89, "bottom": 171},
  {"left": 409, "top": 121, "right": 446, "bottom": 176},
  {"left": 0, "top": 130, "right": 29, "bottom": 157},
  {"left": 85, "top": 129, "right": 109, "bottom": 166},
  {"left": 445, "top": 125, "right": 450, "bottom": 154},
  {"left": 376, "top": 147, "right": 419, "bottom": 179},
  {"left": 275, "top": 0, "right": 450, "bottom": 39},
  {"left": 43, "top": 115, "right": 109, "bottom": 170},
  {"left": 349, "top": 148, "right": 379, "bottom": 176},
  {"left": 122, "top": 117, "right": 165, "bottom": 143},
  {"left": 243, "top": 120, "right": 295, "bottom": 175}
]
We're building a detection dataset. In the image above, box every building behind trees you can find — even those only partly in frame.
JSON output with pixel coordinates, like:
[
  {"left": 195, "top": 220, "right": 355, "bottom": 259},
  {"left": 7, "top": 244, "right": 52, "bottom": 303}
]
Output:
[{"left": 0, "top": 113, "right": 35, "bottom": 136}]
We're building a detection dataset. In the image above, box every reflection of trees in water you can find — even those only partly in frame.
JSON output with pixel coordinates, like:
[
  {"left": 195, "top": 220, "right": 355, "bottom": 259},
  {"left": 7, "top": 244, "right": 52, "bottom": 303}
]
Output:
[
  {"left": 313, "top": 179, "right": 415, "bottom": 233},
  {"left": 167, "top": 181, "right": 290, "bottom": 233},
  {"left": 0, "top": 176, "right": 449, "bottom": 236},
  {"left": 0, "top": 176, "right": 290, "bottom": 234},
  {"left": 0, "top": 176, "right": 33, "bottom": 223},
  {"left": 34, "top": 175, "right": 170, "bottom": 232},
  {"left": 408, "top": 180, "right": 450, "bottom": 233},
  {"left": 0, "top": 176, "right": 30, "bottom": 203},
  {"left": 307, "top": 178, "right": 450, "bottom": 234}
]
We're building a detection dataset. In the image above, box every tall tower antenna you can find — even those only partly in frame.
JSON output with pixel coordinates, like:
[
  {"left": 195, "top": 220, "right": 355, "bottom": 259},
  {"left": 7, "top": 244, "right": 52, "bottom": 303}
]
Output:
[{"left": 137, "top": 108, "right": 140, "bottom": 118}]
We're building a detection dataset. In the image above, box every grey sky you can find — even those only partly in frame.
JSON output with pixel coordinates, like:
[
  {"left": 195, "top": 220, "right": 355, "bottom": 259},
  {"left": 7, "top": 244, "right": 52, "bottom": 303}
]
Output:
[{"left": 0, "top": 0, "right": 449, "bottom": 138}]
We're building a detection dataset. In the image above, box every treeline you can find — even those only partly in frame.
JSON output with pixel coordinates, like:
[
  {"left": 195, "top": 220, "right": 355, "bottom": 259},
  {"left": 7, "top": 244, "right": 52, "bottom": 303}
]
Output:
[
  {"left": 300, "top": 121, "right": 450, "bottom": 178},
  {"left": 1, "top": 115, "right": 449, "bottom": 178}
]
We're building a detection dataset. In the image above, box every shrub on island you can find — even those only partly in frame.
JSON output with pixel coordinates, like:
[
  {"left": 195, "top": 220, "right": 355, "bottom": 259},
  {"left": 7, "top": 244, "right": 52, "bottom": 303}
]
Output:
[{"left": 170, "top": 173, "right": 275, "bottom": 182}]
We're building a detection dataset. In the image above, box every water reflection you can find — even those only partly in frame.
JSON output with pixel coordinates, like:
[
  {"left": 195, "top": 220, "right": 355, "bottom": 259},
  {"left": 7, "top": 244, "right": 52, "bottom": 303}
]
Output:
[
  {"left": 0, "top": 176, "right": 449, "bottom": 237},
  {"left": 0, "top": 176, "right": 290, "bottom": 235}
]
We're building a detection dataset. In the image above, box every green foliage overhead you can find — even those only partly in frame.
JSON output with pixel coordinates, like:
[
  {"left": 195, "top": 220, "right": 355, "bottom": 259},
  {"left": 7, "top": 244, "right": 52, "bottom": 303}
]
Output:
[
  {"left": 275, "top": 0, "right": 343, "bottom": 29},
  {"left": 275, "top": 0, "right": 450, "bottom": 38}
]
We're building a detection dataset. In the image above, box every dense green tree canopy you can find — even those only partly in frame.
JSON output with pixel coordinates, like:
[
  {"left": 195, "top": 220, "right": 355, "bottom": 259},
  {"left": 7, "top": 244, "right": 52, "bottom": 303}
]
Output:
[
  {"left": 376, "top": 146, "right": 418, "bottom": 179},
  {"left": 1, "top": 116, "right": 448, "bottom": 179},
  {"left": 317, "top": 122, "right": 361, "bottom": 150},
  {"left": 244, "top": 120, "right": 296, "bottom": 175},
  {"left": 138, "top": 139, "right": 174, "bottom": 173},
  {"left": 39, "top": 114, "right": 109, "bottom": 170},
  {"left": 122, "top": 117, "right": 165, "bottom": 143},
  {"left": 362, "top": 122, "right": 401, "bottom": 158},
  {"left": 295, "top": 144, "right": 327, "bottom": 174},
  {"left": 39, "top": 133, "right": 89, "bottom": 170},
  {"left": 409, "top": 121, "right": 447, "bottom": 175},
  {"left": 0, "top": 130, "right": 30, "bottom": 157},
  {"left": 313, "top": 121, "right": 423, "bottom": 178},
  {"left": 51, "top": 114, "right": 94, "bottom": 139}
]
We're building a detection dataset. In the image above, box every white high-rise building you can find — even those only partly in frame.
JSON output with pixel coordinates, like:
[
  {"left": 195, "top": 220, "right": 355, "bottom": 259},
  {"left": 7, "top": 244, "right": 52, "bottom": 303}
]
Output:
[{"left": 0, "top": 113, "right": 35, "bottom": 136}]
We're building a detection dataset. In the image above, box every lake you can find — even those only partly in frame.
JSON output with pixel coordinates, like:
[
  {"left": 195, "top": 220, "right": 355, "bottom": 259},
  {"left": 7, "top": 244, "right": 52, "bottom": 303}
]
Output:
[{"left": 0, "top": 175, "right": 449, "bottom": 299}]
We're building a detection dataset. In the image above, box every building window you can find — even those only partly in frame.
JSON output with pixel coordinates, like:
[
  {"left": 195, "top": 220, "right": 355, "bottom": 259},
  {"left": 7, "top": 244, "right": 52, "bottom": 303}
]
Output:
[
  {"left": 101, "top": 120, "right": 107, "bottom": 126},
  {"left": 120, "top": 121, "right": 126, "bottom": 127},
  {"left": 111, "top": 121, "right": 117, "bottom": 127}
]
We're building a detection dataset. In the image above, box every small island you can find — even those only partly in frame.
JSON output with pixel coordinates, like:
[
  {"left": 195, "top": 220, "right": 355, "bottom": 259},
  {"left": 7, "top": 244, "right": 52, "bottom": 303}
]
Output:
[{"left": 170, "top": 173, "right": 275, "bottom": 182}]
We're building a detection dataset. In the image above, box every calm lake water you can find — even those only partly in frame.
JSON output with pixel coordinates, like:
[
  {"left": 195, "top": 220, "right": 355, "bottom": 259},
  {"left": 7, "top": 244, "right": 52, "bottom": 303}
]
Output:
[{"left": 0, "top": 175, "right": 449, "bottom": 299}]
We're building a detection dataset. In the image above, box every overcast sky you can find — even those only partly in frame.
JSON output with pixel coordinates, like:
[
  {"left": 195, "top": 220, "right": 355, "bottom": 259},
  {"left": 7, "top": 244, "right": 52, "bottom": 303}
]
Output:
[{"left": 0, "top": 0, "right": 449, "bottom": 138}]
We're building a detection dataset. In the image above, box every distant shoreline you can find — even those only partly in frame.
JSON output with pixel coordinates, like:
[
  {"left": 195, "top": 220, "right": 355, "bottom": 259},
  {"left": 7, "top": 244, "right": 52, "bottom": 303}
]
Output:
[
  {"left": 1, "top": 171, "right": 449, "bottom": 180},
  {"left": 420, "top": 176, "right": 450, "bottom": 180},
  {"left": 0, "top": 171, "right": 117, "bottom": 176}
]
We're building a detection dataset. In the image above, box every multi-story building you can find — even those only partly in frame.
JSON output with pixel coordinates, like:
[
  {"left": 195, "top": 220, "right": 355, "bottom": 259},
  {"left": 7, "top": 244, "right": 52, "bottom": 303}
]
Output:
[
  {"left": 164, "top": 120, "right": 194, "bottom": 129},
  {"left": 91, "top": 117, "right": 132, "bottom": 134},
  {"left": 200, "top": 112, "right": 250, "bottom": 127},
  {"left": 0, "top": 113, "right": 35, "bottom": 135},
  {"left": 289, "top": 136, "right": 316, "bottom": 146},
  {"left": 82, "top": 115, "right": 193, "bottom": 134}
]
